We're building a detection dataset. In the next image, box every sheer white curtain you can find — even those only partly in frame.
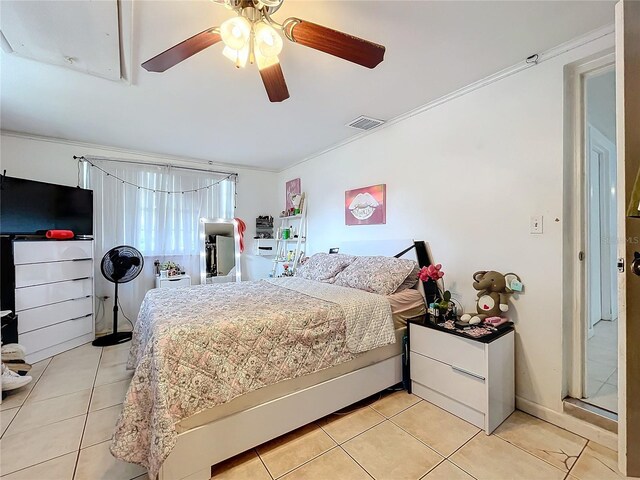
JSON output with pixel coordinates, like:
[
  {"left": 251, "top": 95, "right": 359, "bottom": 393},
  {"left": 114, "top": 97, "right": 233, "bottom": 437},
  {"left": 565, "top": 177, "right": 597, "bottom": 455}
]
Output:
[{"left": 85, "top": 158, "right": 235, "bottom": 333}]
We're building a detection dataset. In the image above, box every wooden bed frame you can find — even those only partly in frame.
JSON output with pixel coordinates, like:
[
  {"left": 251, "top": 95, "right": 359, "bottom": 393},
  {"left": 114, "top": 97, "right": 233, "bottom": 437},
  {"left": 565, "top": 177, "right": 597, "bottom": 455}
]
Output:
[{"left": 156, "top": 239, "right": 421, "bottom": 480}]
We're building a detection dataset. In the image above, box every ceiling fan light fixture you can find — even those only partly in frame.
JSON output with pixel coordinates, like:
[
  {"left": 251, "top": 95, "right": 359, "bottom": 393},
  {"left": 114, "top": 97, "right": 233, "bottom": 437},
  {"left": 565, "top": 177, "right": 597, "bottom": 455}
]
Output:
[
  {"left": 256, "top": 51, "right": 279, "bottom": 71},
  {"left": 254, "top": 21, "right": 283, "bottom": 58},
  {"left": 220, "top": 15, "right": 251, "bottom": 51},
  {"left": 223, "top": 44, "right": 250, "bottom": 68}
]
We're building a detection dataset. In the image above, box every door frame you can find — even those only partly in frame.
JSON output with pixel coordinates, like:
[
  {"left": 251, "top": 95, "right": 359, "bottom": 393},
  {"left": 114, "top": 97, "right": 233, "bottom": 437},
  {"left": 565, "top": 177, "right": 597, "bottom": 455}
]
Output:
[{"left": 564, "top": 53, "right": 615, "bottom": 401}]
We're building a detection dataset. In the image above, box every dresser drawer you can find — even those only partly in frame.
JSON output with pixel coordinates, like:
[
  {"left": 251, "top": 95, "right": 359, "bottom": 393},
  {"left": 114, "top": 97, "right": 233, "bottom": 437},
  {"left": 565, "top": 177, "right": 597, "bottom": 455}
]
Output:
[
  {"left": 410, "top": 323, "right": 485, "bottom": 377},
  {"left": 411, "top": 351, "right": 486, "bottom": 413},
  {"left": 15, "top": 259, "right": 93, "bottom": 288},
  {"left": 14, "top": 240, "right": 93, "bottom": 265},
  {"left": 157, "top": 276, "right": 191, "bottom": 289},
  {"left": 18, "top": 297, "right": 93, "bottom": 334},
  {"left": 20, "top": 314, "right": 93, "bottom": 355},
  {"left": 15, "top": 278, "right": 93, "bottom": 311}
]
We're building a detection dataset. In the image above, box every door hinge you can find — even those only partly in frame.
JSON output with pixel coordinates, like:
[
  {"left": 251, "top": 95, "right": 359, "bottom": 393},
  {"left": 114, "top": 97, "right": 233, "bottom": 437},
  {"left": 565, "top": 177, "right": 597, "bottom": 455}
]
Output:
[{"left": 618, "top": 257, "right": 625, "bottom": 273}]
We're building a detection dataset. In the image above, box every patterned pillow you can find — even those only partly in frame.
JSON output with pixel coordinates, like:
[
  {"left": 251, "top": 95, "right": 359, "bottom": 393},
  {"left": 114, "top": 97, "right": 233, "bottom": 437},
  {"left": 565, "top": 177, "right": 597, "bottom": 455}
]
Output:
[
  {"left": 394, "top": 263, "right": 421, "bottom": 293},
  {"left": 334, "top": 256, "right": 419, "bottom": 295},
  {"left": 295, "top": 253, "right": 355, "bottom": 283}
]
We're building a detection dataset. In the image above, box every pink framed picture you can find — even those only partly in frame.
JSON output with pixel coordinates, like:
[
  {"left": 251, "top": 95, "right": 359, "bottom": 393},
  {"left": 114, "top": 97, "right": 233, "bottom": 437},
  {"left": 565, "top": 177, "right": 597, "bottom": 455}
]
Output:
[
  {"left": 285, "top": 178, "right": 301, "bottom": 210},
  {"left": 345, "top": 184, "right": 386, "bottom": 226}
]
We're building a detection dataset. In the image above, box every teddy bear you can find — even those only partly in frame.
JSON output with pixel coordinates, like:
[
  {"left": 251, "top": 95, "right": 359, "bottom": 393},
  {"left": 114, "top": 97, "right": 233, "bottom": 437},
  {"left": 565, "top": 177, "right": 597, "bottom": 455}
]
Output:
[{"left": 460, "top": 270, "right": 521, "bottom": 325}]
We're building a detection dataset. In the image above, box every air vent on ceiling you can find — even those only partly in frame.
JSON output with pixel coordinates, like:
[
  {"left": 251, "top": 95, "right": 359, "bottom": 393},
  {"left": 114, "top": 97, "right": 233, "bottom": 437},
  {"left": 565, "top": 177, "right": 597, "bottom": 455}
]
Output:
[{"left": 346, "top": 115, "right": 385, "bottom": 131}]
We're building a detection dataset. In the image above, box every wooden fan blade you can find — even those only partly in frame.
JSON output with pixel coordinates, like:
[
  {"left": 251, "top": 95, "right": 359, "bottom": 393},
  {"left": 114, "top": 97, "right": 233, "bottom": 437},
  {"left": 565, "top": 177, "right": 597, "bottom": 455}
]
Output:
[
  {"left": 142, "top": 28, "right": 221, "bottom": 73},
  {"left": 284, "top": 18, "right": 385, "bottom": 69},
  {"left": 259, "top": 63, "right": 290, "bottom": 102}
]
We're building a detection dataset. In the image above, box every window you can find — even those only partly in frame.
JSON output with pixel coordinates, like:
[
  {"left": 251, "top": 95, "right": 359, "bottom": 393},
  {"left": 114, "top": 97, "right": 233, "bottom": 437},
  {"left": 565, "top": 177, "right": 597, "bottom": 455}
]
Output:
[{"left": 86, "top": 158, "right": 235, "bottom": 257}]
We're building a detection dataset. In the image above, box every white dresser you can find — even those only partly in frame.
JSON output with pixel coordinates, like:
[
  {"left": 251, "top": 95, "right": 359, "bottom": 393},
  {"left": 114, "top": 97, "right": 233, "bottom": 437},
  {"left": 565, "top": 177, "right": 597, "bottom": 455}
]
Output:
[
  {"left": 408, "top": 319, "right": 514, "bottom": 434},
  {"left": 13, "top": 240, "right": 95, "bottom": 363}
]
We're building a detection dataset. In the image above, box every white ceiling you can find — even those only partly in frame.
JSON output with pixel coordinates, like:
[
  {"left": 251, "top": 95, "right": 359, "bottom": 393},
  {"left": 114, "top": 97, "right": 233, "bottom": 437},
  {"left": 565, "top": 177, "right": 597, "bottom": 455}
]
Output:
[
  {"left": 1, "top": 0, "right": 615, "bottom": 171},
  {"left": 0, "top": 1, "right": 121, "bottom": 80}
]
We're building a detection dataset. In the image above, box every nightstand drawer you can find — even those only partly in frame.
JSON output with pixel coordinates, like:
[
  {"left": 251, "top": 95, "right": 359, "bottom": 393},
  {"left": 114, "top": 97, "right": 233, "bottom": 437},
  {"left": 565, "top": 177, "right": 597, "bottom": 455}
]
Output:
[
  {"left": 410, "top": 351, "right": 486, "bottom": 413},
  {"left": 156, "top": 275, "right": 192, "bottom": 289},
  {"left": 410, "top": 323, "right": 485, "bottom": 377}
]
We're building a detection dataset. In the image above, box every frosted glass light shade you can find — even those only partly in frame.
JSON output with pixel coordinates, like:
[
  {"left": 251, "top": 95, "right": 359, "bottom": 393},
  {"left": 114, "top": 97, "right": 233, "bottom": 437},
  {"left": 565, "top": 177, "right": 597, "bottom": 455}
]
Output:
[
  {"left": 220, "top": 16, "right": 251, "bottom": 50},
  {"left": 223, "top": 44, "right": 249, "bottom": 68},
  {"left": 256, "top": 51, "right": 279, "bottom": 71},
  {"left": 254, "top": 21, "right": 283, "bottom": 58}
]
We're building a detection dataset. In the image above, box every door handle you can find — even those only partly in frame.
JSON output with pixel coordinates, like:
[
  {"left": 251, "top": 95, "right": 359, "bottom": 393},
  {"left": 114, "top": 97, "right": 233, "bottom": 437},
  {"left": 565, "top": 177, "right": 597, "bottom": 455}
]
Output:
[{"left": 632, "top": 252, "right": 640, "bottom": 276}]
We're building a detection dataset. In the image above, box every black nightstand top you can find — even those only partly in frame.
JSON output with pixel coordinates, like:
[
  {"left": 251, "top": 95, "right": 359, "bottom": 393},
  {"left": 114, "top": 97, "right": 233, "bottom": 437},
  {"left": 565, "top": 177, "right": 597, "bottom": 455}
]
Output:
[{"left": 407, "top": 315, "right": 514, "bottom": 344}]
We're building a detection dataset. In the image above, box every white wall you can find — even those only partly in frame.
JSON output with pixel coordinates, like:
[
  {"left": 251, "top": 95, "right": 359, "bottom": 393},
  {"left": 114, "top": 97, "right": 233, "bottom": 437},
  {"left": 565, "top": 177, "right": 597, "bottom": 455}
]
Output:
[
  {"left": 0, "top": 132, "right": 277, "bottom": 326},
  {"left": 278, "top": 35, "right": 614, "bottom": 413}
]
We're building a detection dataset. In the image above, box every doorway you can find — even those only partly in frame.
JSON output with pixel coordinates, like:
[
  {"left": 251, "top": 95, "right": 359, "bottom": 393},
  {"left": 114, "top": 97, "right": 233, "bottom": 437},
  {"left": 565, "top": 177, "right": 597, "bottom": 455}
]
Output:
[{"left": 583, "top": 68, "right": 618, "bottom": 413}]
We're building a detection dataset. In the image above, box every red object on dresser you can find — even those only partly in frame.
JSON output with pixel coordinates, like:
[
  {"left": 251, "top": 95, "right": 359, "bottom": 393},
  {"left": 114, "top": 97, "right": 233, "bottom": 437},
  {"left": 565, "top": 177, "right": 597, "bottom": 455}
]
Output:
[{"left": 45, "top": 230, "right": 75, "bottom": 239}]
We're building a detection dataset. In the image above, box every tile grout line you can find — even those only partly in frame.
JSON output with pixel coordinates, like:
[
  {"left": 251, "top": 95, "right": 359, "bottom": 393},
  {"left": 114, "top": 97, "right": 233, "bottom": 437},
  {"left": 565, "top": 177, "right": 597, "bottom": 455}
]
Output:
[
  {"left": 317, "top": 409, "right": 386, "bottom": 446},
  {"left": 418, "top": 458, "right": 447, "bottom": 480},
  {"left": 492, "top": 430, "right": 578, "bottom": 476},
  {"left": 72, "top": 345, "right": 105, "bottom": 480},
  {"left": 371, "top": 397, "right": 423, "bottom": 420},
  {"left": 0, "top": 347, "right": 93, "bottom": 476},
  {"left": 269, "top": 444, "right": 340, "bottom": 479},
  {"left": 565, "top": 440, "right": 589, "bottom": 478},
  {"left": 253, "top": 447, "right": 275, "bottom": 480},
  {"left": 0, "top": 357, "right": 53, "bottom": 438},
  {"left": 445, "top": 430, "right": 482, "bottom": 479},
  {"left": 388, "top": 416, "right": 449, "bottom": 458},
  {"left": 2, "top": 411, "right": 91, "bottom": 439},
  {"left": 1, "top": 451, "right": 79, "bottom": 477},
  {"left": 336, "top": 443, "right": 376, "bottom": 480}
]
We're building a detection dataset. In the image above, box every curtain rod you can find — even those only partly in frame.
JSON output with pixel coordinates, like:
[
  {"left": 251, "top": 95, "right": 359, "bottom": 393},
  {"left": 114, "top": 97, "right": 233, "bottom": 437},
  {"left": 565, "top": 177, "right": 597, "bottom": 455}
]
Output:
[{"left": 74, "top": 155, "right": 238, "bottom": 177}]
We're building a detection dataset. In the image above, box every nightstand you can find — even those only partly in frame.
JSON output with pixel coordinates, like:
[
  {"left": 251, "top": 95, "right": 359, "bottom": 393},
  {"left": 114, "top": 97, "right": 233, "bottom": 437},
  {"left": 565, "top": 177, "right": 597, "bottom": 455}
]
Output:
[
  {"left": 155, "top": 274, "right": 191, "bottom": 289},
  {"left": 407, "top": 316, "right": 514, "bottom": 433}
]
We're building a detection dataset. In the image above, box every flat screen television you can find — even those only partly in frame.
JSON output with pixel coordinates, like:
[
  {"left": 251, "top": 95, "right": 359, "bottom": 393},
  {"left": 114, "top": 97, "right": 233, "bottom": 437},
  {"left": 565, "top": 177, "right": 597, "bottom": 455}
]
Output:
[{"left": 0, "top": 176, "right": 93, "bottom": 236}]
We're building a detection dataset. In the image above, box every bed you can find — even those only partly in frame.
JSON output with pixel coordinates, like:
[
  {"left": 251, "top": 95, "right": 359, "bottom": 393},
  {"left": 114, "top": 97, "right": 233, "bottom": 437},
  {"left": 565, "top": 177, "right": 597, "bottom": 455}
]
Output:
[{"left": 111, "top": 241, "right": 427, "bottom": 480}]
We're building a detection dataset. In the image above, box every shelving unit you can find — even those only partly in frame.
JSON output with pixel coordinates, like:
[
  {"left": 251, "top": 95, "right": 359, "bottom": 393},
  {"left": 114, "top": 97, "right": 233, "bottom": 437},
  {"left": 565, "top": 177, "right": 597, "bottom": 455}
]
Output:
[{"left": 271, "top": 197, "right": 307, "bottom": 277}]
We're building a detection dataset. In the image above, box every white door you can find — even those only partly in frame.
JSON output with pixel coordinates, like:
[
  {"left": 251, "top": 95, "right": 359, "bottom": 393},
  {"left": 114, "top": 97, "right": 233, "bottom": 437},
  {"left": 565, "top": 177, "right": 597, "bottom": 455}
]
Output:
[{"left": 615, "top": 0, "right": 640, "bottom": 475}]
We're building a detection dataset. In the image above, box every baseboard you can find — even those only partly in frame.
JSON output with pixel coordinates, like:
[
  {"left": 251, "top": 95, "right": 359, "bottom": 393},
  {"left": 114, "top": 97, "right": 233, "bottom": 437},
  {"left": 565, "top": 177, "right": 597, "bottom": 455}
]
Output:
[{"left": 516, "top": 396, "right": 617, "bottom": 451}]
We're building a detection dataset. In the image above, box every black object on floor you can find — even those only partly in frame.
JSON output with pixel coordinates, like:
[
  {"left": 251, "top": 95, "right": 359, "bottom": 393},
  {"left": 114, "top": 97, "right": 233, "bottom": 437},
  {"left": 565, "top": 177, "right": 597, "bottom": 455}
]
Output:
[{"left": 92, "top": 245, "right": 143, "bottom": 347}]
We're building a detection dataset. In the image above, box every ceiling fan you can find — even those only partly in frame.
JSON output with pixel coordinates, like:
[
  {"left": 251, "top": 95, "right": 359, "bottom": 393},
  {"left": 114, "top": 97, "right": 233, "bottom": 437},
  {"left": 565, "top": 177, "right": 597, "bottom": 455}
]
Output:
[{"left": 141, "top": 0, "right": 386, "bottom": 103}]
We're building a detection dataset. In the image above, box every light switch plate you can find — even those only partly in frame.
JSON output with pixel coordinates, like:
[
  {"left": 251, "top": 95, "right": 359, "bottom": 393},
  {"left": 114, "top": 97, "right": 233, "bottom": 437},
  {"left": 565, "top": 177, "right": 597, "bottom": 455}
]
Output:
[{"left": 530, "top": 215, "right": 543, "bottom": 234}]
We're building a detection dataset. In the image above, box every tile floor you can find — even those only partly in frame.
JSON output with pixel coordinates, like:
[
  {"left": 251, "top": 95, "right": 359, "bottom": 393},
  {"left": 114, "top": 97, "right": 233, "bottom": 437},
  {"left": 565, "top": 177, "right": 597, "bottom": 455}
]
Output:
[
  {"left": 0, "top": 342, "right": 627, "bottom": 480},
  {"left": 585, "top": 319, "right": 618, "bottom": 413}
]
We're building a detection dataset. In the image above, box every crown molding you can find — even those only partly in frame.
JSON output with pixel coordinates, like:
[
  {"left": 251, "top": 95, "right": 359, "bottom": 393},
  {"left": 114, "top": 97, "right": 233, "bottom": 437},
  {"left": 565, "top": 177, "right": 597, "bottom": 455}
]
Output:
[
  {"left": 282, "top": 23, "right": 615, "bottom": 173},
  {"left": 0, "top": 130, "right": 280, "bottom": 174}
]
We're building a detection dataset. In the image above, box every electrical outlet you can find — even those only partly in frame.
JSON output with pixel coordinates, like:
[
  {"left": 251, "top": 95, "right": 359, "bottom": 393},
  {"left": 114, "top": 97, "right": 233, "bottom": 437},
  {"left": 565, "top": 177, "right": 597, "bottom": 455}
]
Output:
[{"left": 530, "top": 215, "right": 543, "bottom": 234}]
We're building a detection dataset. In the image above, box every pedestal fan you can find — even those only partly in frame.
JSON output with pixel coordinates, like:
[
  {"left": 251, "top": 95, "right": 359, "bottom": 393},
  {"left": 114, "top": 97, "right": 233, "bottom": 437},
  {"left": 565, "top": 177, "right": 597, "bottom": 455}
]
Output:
[{"left": 92, "top": 246, "right": 144, "bottom": 347}]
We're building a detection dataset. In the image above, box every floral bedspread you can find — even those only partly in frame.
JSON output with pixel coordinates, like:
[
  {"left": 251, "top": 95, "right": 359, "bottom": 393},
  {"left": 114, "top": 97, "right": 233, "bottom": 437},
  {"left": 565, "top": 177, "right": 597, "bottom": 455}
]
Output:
[{"left": 110, "top": 278, "right": 395, "bottom": 478}]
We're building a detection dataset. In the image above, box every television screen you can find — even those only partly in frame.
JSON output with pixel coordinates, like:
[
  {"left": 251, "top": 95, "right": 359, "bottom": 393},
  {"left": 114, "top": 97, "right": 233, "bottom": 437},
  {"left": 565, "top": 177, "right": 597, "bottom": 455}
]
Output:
[{"left": 0, "top": 176, "right": 93, "bottom": 236}]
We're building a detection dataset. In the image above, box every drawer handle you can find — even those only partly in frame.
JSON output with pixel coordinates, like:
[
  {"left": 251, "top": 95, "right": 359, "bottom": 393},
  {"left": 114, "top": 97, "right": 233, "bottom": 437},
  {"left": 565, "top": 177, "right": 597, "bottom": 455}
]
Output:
[
  {"left": 70, "top": 313, "right": 93, "bottom": 321},
  {"left": 452, "top": 365, "right": 485, "bottom": 381},
  {"left": 168, "top": 278, "right": 183, "bottom": 282},
  {"left": 71, "top": 277, "right": 91, "bottom": 281}
]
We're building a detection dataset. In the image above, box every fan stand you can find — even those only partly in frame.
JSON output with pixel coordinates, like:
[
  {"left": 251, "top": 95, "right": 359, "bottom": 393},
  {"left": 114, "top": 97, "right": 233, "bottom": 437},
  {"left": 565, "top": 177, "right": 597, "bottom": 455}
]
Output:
[{"left": 92, "top": 282, "right": 133, "bottom": 347}]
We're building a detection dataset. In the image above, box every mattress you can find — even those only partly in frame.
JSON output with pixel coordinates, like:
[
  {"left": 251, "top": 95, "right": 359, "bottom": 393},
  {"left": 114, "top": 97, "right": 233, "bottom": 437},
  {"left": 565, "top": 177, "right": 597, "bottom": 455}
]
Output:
[
  {"left": 176, "top": 326, "right": 406, "bottom": 433},
  {"left": 175, "top": 290, "right": 424, "bottom": 433}
]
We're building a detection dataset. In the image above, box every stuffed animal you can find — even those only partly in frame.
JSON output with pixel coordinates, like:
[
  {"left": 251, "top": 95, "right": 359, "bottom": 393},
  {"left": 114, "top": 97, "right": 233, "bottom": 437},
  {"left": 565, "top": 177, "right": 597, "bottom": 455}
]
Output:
[{"left": 460, "top": 271, "right": 521, "bottom": 325}]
